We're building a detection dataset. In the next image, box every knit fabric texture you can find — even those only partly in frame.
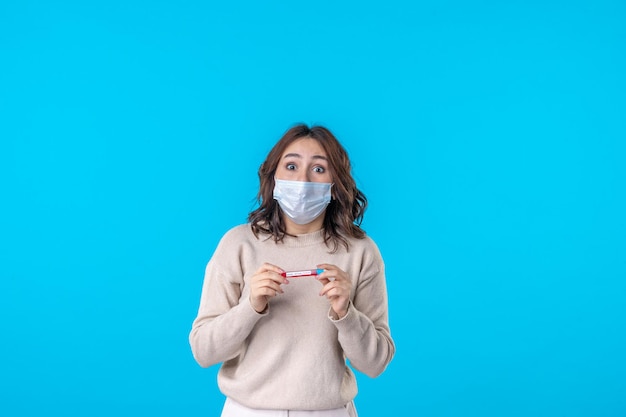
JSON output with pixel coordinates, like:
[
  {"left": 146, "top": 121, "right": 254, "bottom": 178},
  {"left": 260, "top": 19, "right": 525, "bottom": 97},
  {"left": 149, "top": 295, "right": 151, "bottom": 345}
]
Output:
[{"left": 189, "top": 224, "right": 395, "bottom": 410}]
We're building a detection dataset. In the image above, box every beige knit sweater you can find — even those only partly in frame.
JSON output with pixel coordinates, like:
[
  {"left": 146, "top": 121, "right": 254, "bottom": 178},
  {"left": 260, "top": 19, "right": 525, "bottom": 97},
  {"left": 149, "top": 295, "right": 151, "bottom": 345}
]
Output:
[{"left": 189, "top": 224, "right": 395, "bottom": 410}]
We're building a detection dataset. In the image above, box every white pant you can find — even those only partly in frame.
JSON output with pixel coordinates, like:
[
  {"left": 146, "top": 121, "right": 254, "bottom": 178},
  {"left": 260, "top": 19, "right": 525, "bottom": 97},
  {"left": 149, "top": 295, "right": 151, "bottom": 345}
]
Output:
[{"left": 220, "top": 397, "right": 358, "bottom": 417}]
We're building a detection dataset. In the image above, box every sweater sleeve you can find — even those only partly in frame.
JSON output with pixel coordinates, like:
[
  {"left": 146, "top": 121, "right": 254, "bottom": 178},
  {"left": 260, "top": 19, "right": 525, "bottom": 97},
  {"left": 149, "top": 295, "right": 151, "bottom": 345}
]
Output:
[
  {"left": 189, "top": 233, "right": 264, "bottom": 368},
  {"left": 330, "top": 242, "right": 395, "bottom": 378}
]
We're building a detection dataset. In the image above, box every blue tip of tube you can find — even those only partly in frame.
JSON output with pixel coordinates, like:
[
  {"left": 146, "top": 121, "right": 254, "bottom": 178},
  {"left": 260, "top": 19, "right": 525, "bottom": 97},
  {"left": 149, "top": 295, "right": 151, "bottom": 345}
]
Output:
[{"left": 316, "top": 268, "right": 325, "bottom": 275}]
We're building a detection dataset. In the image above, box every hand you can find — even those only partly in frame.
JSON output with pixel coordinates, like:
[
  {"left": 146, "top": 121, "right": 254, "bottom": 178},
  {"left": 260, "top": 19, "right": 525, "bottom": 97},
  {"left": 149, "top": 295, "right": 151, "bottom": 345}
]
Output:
[
  {"left": 249, "top": 263, "right": 288, "bottom": 313},
  {"left": 316, "top": 263, "right": 351, "bottom": 319}
]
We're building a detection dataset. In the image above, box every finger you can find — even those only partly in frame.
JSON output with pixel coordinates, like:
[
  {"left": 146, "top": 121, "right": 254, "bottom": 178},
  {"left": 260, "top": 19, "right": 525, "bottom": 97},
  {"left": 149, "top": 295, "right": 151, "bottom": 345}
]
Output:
[
  {"left": 255, "top": 269, "right": 289, "bottom": 285},
  {"left": 255, "top": 263, "right": 286, "bottom": 276},
  {"left": 257, "top": 279, "right": 285, "bottom": 294},
  {"left": 329, "top": 287, "right": 348, "bottom": 298},
  {"left": 316, "top": 277, "right": 331, "bottom": 286},
  {"left": 316, "top": 264, "right": 344, "bottom": 281},
  {"left": 319, "top": 282, "right": 342, "bottom": 297},
  {"left": 256, "top": 286, "right": 282, "bottom": 298},
  {"left": 264, "top": 271, "right": 289, "bottom": 285},
  {"left": 316, "top": 263, "right": 336, "bottom": 274},
  {"left": 316, "top": 269, "right": 338, "bottom": 282}
]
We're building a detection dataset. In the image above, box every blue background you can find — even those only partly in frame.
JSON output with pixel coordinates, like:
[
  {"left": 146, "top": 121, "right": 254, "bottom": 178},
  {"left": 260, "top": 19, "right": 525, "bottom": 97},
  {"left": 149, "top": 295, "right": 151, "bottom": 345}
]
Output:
[{"left": 1, "top": 1, "right": 625, "bottom": 416}]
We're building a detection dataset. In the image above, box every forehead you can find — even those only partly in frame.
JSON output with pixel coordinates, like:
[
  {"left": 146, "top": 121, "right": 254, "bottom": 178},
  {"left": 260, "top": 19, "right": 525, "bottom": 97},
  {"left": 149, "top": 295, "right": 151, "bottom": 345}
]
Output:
[{"left": 281, "top": 137, "right": 327, "bottom": 157}]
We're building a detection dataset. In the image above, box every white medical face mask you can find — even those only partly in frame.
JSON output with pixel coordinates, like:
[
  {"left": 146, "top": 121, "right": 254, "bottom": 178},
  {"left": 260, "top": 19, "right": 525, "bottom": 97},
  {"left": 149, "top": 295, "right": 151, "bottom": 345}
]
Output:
[{"left": 273, "top": 179, "right": 333, "bottom": 225}]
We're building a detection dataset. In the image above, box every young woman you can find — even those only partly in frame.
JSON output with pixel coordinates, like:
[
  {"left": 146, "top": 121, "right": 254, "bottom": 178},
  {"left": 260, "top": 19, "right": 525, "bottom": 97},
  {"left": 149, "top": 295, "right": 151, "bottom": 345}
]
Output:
[{"left": 189, "top": 124, "right": 395, "bottom": 417}]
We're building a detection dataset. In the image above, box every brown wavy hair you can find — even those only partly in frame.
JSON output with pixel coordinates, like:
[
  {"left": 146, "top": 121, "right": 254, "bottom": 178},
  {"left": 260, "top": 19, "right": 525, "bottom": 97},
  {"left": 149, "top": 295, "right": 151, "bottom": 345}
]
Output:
[{"left": 248, "top": 123, "right": 367, "bottom": 252}]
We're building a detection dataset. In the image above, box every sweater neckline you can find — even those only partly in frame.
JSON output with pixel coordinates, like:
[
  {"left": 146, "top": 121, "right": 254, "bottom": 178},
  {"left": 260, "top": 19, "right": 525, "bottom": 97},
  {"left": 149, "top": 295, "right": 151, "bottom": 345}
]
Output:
[{"left": 282, "top": 228, "right": 326, "bottom": 248}]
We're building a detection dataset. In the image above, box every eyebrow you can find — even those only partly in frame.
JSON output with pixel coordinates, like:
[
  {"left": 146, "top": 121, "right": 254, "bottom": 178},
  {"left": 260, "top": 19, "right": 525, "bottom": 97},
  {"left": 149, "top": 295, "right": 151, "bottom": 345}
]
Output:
[{"left": 283, "top": 153, "right": 328, "bottom": 161}]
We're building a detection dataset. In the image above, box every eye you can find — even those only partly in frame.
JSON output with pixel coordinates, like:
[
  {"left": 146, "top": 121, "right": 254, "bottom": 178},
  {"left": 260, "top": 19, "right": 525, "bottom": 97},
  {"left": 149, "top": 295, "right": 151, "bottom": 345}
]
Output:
[
  {"left": 313, "top": 166, "right": 326, "bottom": 173},
  {"left": 286, "top": 163, "right": 296, "bottom": 170}
]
